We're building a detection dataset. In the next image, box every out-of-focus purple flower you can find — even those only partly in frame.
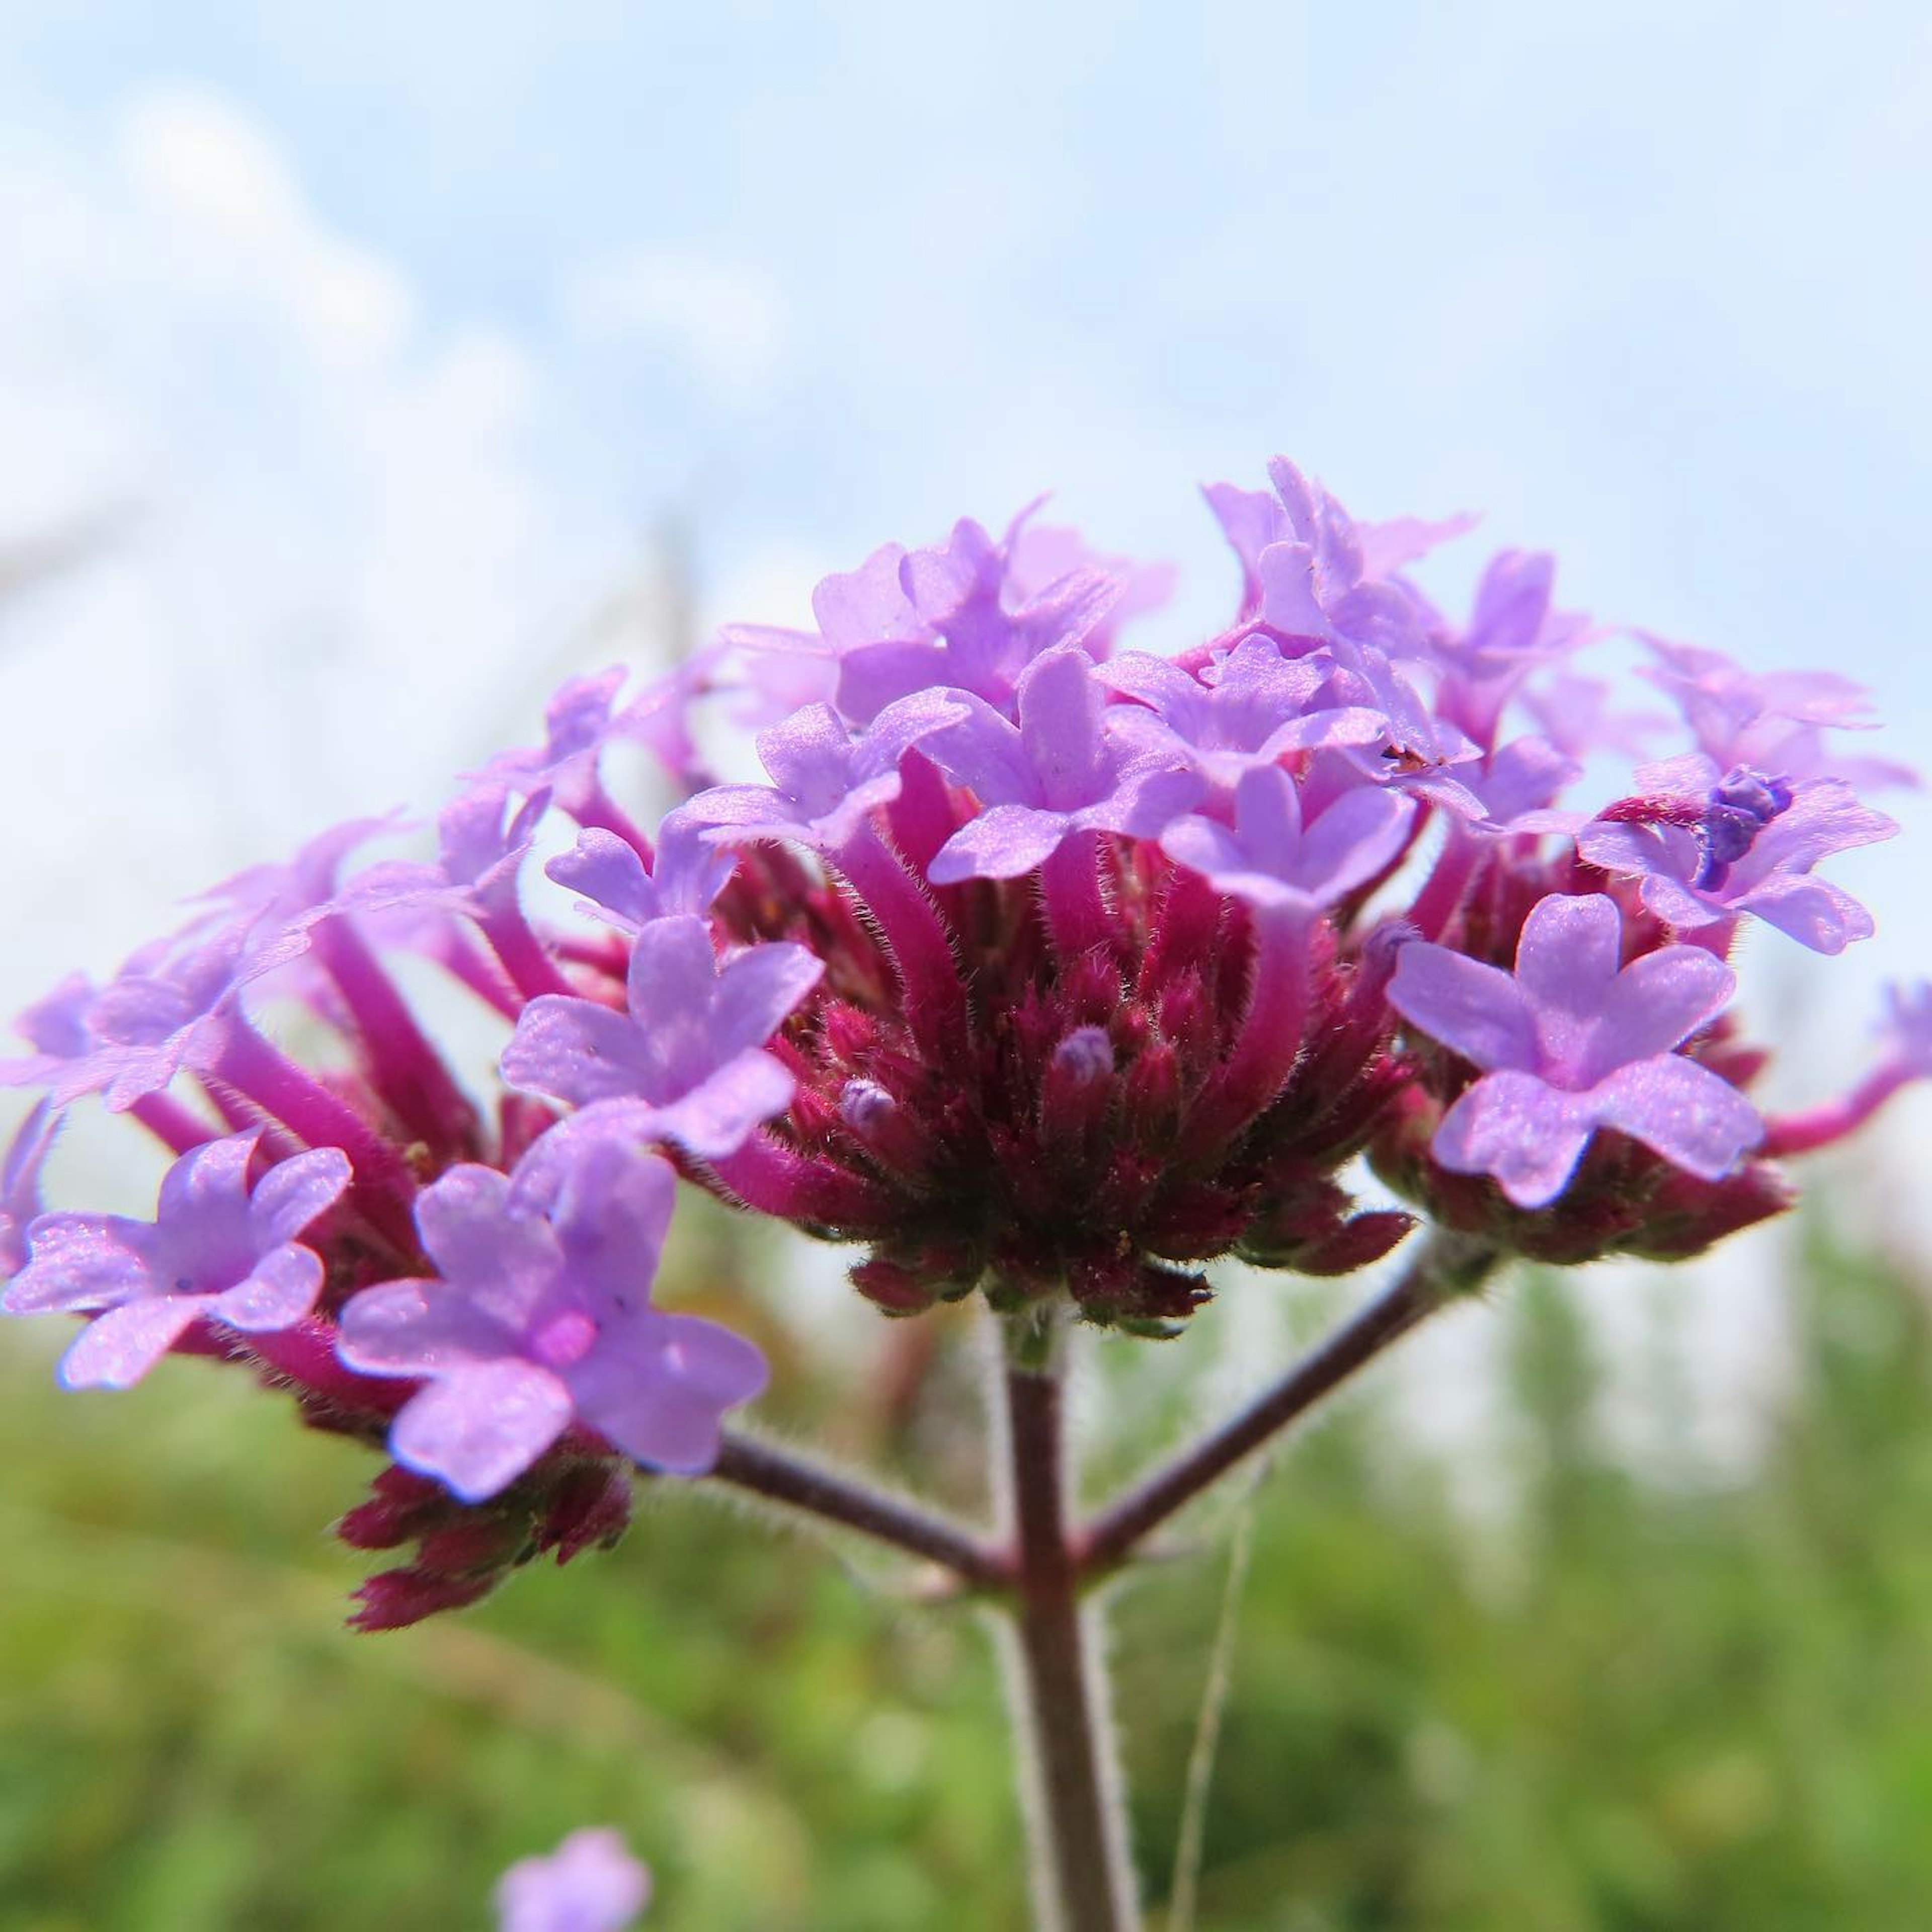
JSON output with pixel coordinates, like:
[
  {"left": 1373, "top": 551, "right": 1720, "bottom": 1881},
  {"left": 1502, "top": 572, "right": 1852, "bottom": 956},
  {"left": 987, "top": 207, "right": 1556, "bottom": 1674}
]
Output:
[
  {"left": 1637, "top": 635, "right": 1917, "bottom": 791},
  {"left": 502, "top": 915, "right": 821, "bottom": 1156},
  {"left": 3, "top": 1133, "right": 349, "bottom": 1388},
  {"left": 495, "top": 1827, "right": 651, "bottom": 1932},
  {"left": 1426, "top": 550, "right": 1592, "bottom": 750},
  {"left": 1389, "top": 893, "right": 1761, "bottom": 1208},
  {"left": 919, "top": 645, "right": 1202, "bottom": 882},
  {"left": 1205, "top": 462, "right": 1473, "bottom": 624},
  {"left": 1578, "top": 754, "right": 1897, "bottom": 953},
  {"left": 198, "top": 813, "right": 409, "bottom": 927},
  {"left": 0, "top": 913, "right": 311, "bottom": 1110},
  {"left": 712, "top": 507, "right": 1126, "bottom": 734},
  {"left": 1878, "top": 981, "right": 1932, "bottom": 1076},
  {"left": 1521, "top": 670, "right": 1669, "bottom": 763},
  {"left": 338, "top": 1123, "right": 766, "bottom": 1500},
  {"left": 1101, "top": 636, "right": 1387, "bottom": 790},
  {"left": 1161, "top": 765, "right": 1416, "bottom": 917},
  {"left": 1450, "top": 735, "right": 1584, "bottom": 836},
  {"left": 1240, "top": 459, "right": 1445, "bottom": 658},
  {"left": 546, "top": 813, "right": 735, "bottom": 936},
  {"left": 473, "top": 666, "right": 695, "bottom": 826},
  {"left": 841, "top": 512, "right": 1122, "bottom": 725},
  {"left": 0, "top": 1102, "right": 59, "bottom": 1280}
]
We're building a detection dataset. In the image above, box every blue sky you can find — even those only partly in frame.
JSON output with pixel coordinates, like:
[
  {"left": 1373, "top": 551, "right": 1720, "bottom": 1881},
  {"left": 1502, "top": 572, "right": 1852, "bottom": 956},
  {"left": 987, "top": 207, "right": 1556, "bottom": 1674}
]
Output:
[{"left": 0, "top": 0, "right": 1927, "bottom": 1463}]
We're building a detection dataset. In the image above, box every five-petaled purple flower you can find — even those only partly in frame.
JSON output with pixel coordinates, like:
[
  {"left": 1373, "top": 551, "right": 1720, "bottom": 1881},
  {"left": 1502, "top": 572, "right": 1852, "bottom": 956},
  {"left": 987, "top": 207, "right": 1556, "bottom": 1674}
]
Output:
[
  {"left": 3, "top": 1133, "right": 350, "bottom": 1387},
  {"left": 501, "top": 915, "right": 821, "bottom": 1157},
  {"left": 1389, "top": 894, "right": 1763, "bottom": 1208},
  {"left": 919, "top": 643, "right": 1203, "bottom": 881},
  {"left": 337, "top": 1122, "right": 767, "bottom": 1501},
  {"left": 1578, "top": 754, "right": 1897, "bottom": 953}
]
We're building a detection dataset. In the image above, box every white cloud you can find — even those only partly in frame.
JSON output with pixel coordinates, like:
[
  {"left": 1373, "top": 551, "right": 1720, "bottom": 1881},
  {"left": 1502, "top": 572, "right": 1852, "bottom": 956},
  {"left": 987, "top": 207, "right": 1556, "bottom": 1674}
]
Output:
[
  {"left": 566, "top": 246, "right": 786, "bottom": 401},
  {"left": 0, "top": 86, "right": 627, "bottom": 1041}
]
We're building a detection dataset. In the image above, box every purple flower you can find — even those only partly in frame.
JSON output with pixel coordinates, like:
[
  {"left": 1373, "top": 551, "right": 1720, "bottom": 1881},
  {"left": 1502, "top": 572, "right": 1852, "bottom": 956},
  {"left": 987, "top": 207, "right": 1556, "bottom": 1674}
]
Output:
[
  {"left": 713, "top": 507, "right": 1126, "bottom": 733},
  {"left": 1240, "top": 458, "right": 1441, "bottom": 658},
  {"left": 338, "top": 1124, "right": 766, "bottom": 1500},
  {"left": 197, "top": 813, "right": 410, "bottom": 927},
  {"left": 919, "top": 645, "right": 1202, "bottom": 882},
  {"left": 3, "top": 1133, "right": 349, "bottom": 1388},
  {"left": 1577, "top": 754, "right": 1898, "bottom": 953},
  {"left": 1449, "top": 735, "right": 1583, "bottom": 837},
  {"left": 1, "top": 912, "right": 311, "bottom": 1110},
  {"left": 501, "top": 915, "right": 822, "bottom": 1157},
  {"left": 1204, "top": 462, "right": 1473, "bottom": 624},
  {"left": 1101, "top": 636, "right": 1387, "bottom": 789},
  {"left": 545, "top": 814, "right": 735, "bottom": 936},
  {"left": 1521, "top": 670, "right": 1668, "bottom": 763},
  {"left": 0, "top": 1101, "right": 59, "bottom": 1280},
  {"left": 473, "top": 666, "right": 697, "bottom": 823},
  {"left": 1425, "top": 550, "right": 1593, "bottom": 751},
  {"left": 1877, "top": 981, "right": 1932, "bottom": 1078},
  {"left": 1160, "top": 765, "right": 1416, "bottom": 917},
  {"left": 864, "top": 511, "right": 1122, "bottom": 723},
  {"left": 683, "top": 696, "right": 962, "bottom": 854},
  {"left": 495, "top": 1827, "right": 651, "bottom": 1932},
  {"left": 1388, "top": 893, "right": 1762, "bottom": 1208}
]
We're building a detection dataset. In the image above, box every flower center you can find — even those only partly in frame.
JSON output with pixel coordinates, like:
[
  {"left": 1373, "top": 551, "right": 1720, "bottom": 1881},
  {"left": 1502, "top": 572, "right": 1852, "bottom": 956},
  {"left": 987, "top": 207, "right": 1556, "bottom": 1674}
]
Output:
[
  {"left": 531, "top": 1308, "right": 599, "bottom": 1369},
  {"left": 1694, "top": 766, "right": 1793, "bottom": 890}
]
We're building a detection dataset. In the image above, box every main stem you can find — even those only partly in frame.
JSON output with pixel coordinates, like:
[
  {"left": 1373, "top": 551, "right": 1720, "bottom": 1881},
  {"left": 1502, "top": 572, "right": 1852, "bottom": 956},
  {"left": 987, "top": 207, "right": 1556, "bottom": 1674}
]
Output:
[{"left": 998, "top": 1316, "right": 1141, "bottom": 1932}]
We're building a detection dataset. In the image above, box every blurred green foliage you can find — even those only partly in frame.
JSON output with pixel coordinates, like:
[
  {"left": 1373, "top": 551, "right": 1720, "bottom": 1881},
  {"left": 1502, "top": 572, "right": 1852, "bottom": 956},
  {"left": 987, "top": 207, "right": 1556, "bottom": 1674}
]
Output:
[{"left": 4, "top": 1223, "right": 1932, "bottom": 1929}]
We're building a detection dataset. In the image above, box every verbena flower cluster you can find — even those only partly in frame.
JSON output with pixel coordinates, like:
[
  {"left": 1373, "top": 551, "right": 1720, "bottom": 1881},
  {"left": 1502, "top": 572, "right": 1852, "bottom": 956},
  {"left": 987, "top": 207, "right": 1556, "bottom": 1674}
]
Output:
[{"left": 2, "top": 456, "right": 1922, "bottom": 1627}]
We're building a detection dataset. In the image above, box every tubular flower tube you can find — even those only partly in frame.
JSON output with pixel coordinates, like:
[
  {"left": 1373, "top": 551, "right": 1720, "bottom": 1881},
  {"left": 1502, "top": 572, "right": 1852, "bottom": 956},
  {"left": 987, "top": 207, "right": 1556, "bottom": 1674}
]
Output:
[{"left": 0, "top": 453, "right": 1911, "bottom": 1629}]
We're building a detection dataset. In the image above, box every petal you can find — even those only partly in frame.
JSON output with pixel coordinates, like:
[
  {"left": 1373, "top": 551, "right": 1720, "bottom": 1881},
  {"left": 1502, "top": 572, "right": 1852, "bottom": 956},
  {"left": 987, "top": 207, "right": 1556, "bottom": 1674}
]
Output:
[
  {"left": 4, "top": 1214, "right": 152, "bottom": 1314},
  {"left": 1080, "top": 765, "right": 1203, "bottom": 843},
  {"left": 918, "top": 696, "right": 1039, "bottom": 807},
  {"left": 572, "top": 1312, "right": 768, "bottom": 1474},
  {"left": 1732, "top": 873, "right": 1875, "bottom": 954},
  {"left": 1591, "top": 945, "right": 1737, "bottom": 1074},
  {"left": 248, "top": 1147, "right": 352, "bottom": 1248},
  {"left": 59, "top": 1297, "right": 201, "bottom": 1389},
  {"left": 1513, "top": 894, "right": 1624, "bottom": 1008},
  {"left": 513, "top": 1125, "right": 677, "bottom": 1310},
  {"left": 501, "top": 996, "right": 658, "bottom": 1108},
  {"left": 1388, "top": 944, "right": 1538, "bottom": 1073},
  {"left": 709, "top": 943, "right": 824, "bottom": 1060},
  {"left": 1015, "top": 646, "right": 1110, "bottom": 810},
  {"left": 1433, "top": 1071, "right": 1595, "bottom": 1209},
  {"left": 336, "top": 1277, "right": 522, "bottom": 1375},
  {"left": 1586, "top": 1056, "right": 1762, "bottom": 1180},
  {"left": 154, "top": 1134, "right": 258, "bottom": 1233},
  {"left": 1576, "top": 816, "right": 1699, "bottom": 886},
  {"left": 642, "top": 1051, "right": 795, "bottom": 1158},
  {"left": 545, "top": 828, "right": 658, "bottom": 931},
  {"left": 210, "top": 1242, "right": 324, "bottom": 1332},
  {"left": 389, "top": 1359, "right": 574, "bottom": 1502},
  {"left": 928, "top": 805, "right": 1072, "bottom": 883},
  {"left": 1298, "top": 787, "right": 1416, "bottom": 899}
]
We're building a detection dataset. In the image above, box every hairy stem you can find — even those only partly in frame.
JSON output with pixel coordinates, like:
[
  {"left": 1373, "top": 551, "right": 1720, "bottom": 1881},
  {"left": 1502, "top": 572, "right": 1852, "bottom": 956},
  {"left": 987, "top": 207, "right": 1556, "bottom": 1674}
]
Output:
[
  {"left": 708, "top": 1431, "right": 1006, "bottom": 1589},
  {"left": 1079, "top": 1229, "right": 1497, "bottom": 1578},
  {"left": 998, "top": 1316, "right": 1141, "bottom": 1932}
]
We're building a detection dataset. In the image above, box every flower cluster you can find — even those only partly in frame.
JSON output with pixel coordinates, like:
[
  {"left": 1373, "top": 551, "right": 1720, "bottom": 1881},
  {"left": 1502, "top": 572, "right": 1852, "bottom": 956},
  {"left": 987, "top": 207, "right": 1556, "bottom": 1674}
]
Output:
[{"left": 2, "top": 459, "right": 1922, "bottom": 1623}]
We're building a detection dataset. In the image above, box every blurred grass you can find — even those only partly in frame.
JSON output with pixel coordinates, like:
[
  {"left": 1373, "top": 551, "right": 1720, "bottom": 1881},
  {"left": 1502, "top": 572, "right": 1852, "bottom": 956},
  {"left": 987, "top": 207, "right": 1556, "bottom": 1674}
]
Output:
[{"left": 4, "top": 1224, "right": 1932, "bottom": 1928}]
